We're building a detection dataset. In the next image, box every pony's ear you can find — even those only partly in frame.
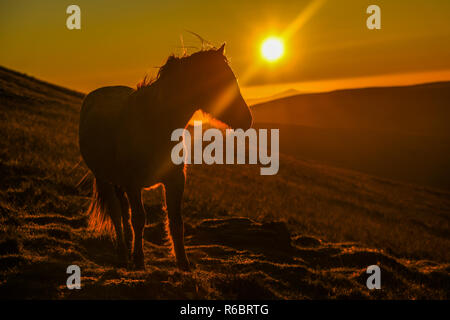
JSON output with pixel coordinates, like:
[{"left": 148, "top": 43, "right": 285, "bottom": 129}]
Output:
[
  {"left": 217, "top": 43, "right": 226, "bottom": 55},
  {"left": 165, "top": 55, "right": 180, "bottom": 68},
  {"left": 167, "top": 55, "right": 177, "bottom": 63}
]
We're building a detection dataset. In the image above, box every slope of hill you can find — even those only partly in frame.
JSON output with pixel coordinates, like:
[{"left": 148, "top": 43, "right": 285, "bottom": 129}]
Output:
[
  {"left": 0, "top": 66, "right": 449, "bottom": 299},
  {"left": 251, "top": 83, "right": 450, "bottom": 189},
  {"left": 254, "top": 122, "right": 450, "bottom": 190}
]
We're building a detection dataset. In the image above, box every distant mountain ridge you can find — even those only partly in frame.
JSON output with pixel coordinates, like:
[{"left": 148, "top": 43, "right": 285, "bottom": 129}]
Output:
[
  {"left": 251, "top": 81, "right": 450, "bottom": 137},
  {"left": 246, "top": 88, "right": 300, "bottom": 106}
]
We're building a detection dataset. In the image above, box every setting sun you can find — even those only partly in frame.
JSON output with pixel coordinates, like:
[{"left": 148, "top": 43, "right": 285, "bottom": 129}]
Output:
[{"left": 261, "top": 37, "right": 284, "bottom": 62}]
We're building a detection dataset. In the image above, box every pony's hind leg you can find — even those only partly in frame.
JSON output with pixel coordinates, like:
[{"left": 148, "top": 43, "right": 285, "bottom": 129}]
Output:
[
  {"left": 163, "top": 169, "right": 190, "bottom": 271},
  {"left": 126, "top": 189, "right": 146, "bottom": 270},
  {"left": 115, "top": 187, "right": 133, "bottom": 259},
  {"left": 96, "top": 180, "right": 128, "bottom": 267}
]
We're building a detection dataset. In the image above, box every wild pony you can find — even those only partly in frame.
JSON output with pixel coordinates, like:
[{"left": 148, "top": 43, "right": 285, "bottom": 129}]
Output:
[{"left": 79, "top": 44, "right": 252, "bottom": 270}]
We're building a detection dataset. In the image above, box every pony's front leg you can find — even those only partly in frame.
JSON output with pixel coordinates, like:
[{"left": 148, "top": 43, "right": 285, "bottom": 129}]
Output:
[
  {"left": 127, "top": 188, "right": 146, "bottom": 270},
  {"left": 164, "top": 169, "right": 190, "bottom": 271}
]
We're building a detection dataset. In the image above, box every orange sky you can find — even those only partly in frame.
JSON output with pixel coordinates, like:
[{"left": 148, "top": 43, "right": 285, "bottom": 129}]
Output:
[{"left": 1, "top": 0, "right": 450, "bottom": 99}]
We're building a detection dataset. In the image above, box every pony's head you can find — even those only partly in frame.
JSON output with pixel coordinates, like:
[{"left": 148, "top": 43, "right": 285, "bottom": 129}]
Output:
[{"left": 157, "top": 44, "right": 253, "bottom": 130}]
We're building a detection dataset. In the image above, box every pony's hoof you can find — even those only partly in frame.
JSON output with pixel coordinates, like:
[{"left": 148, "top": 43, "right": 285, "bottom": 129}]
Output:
[
  {"left": 133, "top": 264, "right": 145, "bottom": 271},
  {"left": 117, "top": 245, "right": 129, "bottom": 268},
  {"left": 116, "top": 255, "right": 129, "bottom": 269},
  {"left": 133, "top": 257, "right": 145, "bottom": 270},
  {"left": 117, "top": 260, "right": 128, "bottom": 269},
  {"left": 132, "top": 263, "right": 145, "bottom": 270},
  {"left": 177, "top": 259, "right": 191, "bottom": 271}
]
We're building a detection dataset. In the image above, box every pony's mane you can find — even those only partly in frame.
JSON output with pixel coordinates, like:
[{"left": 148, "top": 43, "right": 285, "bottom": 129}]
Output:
[{"left": 136, "top": 48, "right": 228, "bottom": 90}]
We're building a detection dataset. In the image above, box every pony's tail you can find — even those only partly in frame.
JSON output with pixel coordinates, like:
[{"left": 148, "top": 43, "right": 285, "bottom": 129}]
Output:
[{"left": 87, "top": 178, "right": 114, "bottom": 237}]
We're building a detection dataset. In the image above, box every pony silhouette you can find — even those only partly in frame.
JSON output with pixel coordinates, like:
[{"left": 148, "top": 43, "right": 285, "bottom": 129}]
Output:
[{"left": 79, "top": 44, "right": 252, "bottom": 270}]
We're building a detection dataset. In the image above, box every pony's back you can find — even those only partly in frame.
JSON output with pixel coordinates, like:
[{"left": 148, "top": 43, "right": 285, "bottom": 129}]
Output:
[{"left": 79, "top": 86, "right": 134, "bottom": 181}]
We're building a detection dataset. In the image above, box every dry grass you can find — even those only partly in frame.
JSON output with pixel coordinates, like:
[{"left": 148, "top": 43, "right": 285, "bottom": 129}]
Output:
[{"left": 0, "top": 66, "right": 448, "bottom": 299}]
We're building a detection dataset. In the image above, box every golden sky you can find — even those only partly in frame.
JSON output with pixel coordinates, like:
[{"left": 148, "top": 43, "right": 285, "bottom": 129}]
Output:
[{"left": 1, "top": 0, "right": 450, "bottom": 98}]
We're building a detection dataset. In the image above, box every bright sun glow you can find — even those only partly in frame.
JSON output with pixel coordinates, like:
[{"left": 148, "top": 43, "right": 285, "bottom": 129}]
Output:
[{"left": 261, "top": 37, "right": 284, "bottom": 62}]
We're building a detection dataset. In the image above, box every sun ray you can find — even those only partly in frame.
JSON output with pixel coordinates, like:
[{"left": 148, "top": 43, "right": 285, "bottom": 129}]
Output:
[{"left": 239, "top": 0, "right": 327, "bottom": 85}]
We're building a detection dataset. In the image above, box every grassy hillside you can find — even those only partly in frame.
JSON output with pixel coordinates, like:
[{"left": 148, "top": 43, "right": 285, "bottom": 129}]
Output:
[
  {"left": 254, "top": 123, "right": 450, "bottom": 189},
  {"left": 0, "top": 66, "right": 449, "bottom": 299}
]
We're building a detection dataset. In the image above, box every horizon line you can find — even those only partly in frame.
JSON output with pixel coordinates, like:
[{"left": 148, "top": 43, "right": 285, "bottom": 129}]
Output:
[
  {"left": 2, "top": 64, "right": 450, "bottom": 102},
  {"left": 242, "top": 69, "right": 450, "bottom": 101}
]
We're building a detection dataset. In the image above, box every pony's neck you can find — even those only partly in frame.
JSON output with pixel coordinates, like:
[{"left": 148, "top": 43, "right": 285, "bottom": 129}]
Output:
[{"left": 153, "top": 73, "right": 201, "bottom": 129}]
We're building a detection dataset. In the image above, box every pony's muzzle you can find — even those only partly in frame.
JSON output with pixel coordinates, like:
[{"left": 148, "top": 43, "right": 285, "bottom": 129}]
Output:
[{"left": 233, "top": 108, "right": 253, "bottom": 130}]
